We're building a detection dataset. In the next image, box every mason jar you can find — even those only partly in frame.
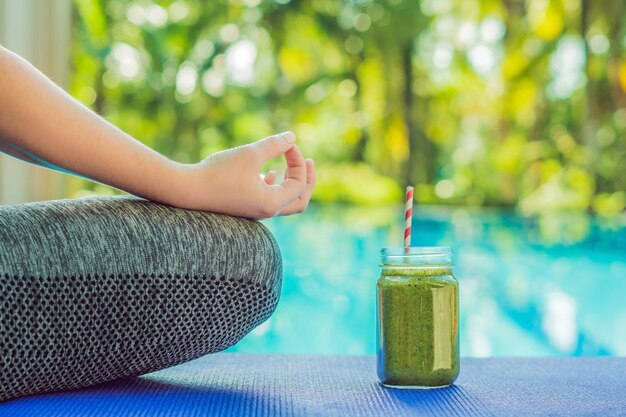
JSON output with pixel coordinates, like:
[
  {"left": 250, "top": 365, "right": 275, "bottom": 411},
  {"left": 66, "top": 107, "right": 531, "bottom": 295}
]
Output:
[{"left": 377, "top": 246, "right": 459, "bottom": 389}]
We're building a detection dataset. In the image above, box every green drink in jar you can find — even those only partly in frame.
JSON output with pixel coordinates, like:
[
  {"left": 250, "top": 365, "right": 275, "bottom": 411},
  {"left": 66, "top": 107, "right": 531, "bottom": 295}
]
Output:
[{"left": 377, "top": 246, "right": 459, "bottom": 389}]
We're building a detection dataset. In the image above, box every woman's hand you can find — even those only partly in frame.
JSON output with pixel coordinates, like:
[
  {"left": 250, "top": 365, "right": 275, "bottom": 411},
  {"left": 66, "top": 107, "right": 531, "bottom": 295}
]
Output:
[
  {"left": 0, "top": 46, "right": 315, "bottom": 219},
  {"left": 174, "top": 131, "right": 316, "bottom": 219}
]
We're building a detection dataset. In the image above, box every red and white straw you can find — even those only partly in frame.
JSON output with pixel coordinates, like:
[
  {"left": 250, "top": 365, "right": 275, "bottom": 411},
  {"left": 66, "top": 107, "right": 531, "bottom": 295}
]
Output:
[{"left": 404, "top": 186, "right": 414, "bottom": 250}]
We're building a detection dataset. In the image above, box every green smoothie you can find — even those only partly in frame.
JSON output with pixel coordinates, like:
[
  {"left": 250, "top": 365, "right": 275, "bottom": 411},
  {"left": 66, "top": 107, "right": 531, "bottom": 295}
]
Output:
[{"left": 377, "top": 266, "right": 459, "bottom": 388}]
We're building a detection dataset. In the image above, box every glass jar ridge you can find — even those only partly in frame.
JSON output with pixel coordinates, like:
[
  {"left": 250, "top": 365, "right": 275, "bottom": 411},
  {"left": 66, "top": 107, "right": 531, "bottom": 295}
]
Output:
[{"left": 380, "top": 246, "right": 452, "bottom": 267}]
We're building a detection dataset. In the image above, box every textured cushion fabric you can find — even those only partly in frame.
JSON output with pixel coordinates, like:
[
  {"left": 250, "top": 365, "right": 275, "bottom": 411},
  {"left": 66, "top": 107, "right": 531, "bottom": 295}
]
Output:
[
  {"left": 0, "top": 196, "right": 282, "bottom": 402},
  {"left": 1, "top": 354, "right": 625, "bottom": 416}
]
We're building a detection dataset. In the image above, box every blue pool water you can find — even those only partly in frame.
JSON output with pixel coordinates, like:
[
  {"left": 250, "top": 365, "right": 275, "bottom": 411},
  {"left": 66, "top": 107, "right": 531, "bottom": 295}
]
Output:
[{"left": 228, "top": 204, "right": 626, "bottom": 357}]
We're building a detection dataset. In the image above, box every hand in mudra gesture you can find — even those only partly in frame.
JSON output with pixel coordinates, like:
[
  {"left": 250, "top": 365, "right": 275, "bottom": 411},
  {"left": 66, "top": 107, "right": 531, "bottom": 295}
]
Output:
[{"left": 178, "top": 131, "right": 316, "bottom": 219}]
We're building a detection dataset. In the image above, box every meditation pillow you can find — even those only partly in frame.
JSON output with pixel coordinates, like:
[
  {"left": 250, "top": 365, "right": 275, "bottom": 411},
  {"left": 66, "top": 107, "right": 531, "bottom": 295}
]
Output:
[{"left": 0, "top": 196, "right": 282, "bottom": 402}]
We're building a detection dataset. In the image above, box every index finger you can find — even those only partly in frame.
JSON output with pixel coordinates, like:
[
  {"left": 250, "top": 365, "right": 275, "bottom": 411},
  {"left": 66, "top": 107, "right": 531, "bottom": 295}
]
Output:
[
  {"left": 250, "top": 131, "right": 296, "bottom": 163},
  {"left": 283, "top": 143, "right": 307, "bottom": 183},
  {"left": 266, "top": 144, "right": 307, "bottom": 208}
]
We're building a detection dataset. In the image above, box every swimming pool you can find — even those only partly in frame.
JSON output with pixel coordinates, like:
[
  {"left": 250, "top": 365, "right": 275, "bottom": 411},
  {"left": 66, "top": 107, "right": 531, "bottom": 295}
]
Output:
[{"left": 227, "top": 204, "right": 626, "bottom": 357}]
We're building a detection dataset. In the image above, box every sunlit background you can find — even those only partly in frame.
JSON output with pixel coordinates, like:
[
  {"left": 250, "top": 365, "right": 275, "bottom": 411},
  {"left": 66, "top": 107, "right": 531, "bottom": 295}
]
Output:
[{"left": 0, "top": 0, "right": 625, "bottom": 356}]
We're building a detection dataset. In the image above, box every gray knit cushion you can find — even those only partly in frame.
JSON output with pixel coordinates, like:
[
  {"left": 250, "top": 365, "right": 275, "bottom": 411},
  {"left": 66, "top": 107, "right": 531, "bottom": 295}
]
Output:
[{"left": 0, "top": 196, "right": 282, "bottom": 402}]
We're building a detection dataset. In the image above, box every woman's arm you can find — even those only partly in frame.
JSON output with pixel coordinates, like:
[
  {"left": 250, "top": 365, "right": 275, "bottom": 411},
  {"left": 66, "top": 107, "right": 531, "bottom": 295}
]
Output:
[{"left": 0, "top": 45, "right": 315, "bottom": 219}]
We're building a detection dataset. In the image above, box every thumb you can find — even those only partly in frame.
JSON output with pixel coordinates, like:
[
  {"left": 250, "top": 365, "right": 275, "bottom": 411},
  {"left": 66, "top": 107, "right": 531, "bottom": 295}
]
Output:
[{"left": 251, "top": 131, "right": 296, "bottom": 161}]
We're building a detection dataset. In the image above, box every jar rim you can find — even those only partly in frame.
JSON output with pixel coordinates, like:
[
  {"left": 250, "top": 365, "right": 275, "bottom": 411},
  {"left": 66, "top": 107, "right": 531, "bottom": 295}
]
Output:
[{"left": 381, "top": 246, "right": 451, "bottom": 257}]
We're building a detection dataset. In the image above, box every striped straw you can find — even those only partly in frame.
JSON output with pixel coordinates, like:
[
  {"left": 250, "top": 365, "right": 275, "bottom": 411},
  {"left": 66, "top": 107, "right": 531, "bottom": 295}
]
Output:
[{"left": 404, "top": 186, "right": 414, "bottom": 250}]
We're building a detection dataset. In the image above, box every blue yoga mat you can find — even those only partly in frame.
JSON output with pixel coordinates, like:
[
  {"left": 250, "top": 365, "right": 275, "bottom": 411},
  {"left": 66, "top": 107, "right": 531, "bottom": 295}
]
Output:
[{"left": 1, "top": 353, "right": 624, "bottom": 416}]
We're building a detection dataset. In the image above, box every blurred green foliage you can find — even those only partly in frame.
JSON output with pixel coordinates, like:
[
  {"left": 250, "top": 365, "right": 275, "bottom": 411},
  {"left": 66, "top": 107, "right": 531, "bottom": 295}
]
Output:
[{"left": 70, "top": 0, "right": 626, "bottom": 214}]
